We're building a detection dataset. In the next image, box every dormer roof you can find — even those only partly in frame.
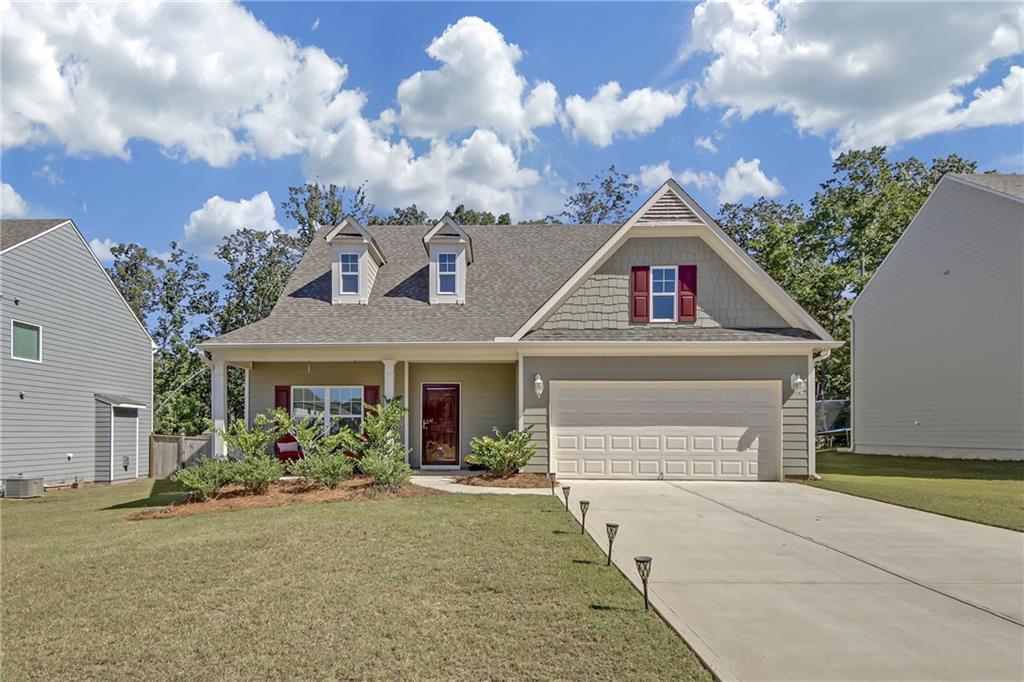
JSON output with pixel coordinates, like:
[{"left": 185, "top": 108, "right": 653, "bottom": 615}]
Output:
[
  {"left": 422, "top": 213, "right": 474, "bottom": 264},
  {"left": 323, "top": 215, "right": 386, "bottom": 266}
]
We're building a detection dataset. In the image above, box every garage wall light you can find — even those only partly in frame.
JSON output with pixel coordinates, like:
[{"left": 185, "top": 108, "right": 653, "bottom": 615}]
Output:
[
  {"left": 790, "top": 373, "right": 808, "bottom": 397},
  {"left": 533, "top": 373, "right": 544, "bottom": 399}
]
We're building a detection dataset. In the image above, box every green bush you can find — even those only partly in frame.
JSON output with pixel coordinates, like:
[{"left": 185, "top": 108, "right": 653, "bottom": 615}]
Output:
[
  {"left": 289, "top": 453, "right": 355, "bottom": 489},
  {"left": 358, "top": 397, "right": 412, "bottom": 490},
  {"left": 217, "top": 409, "right": 291, "bottom": 459},
  {"left": 466, "top": 426, "right": 536, "bottom": 478},
  {"left": 234, "top": 455, "right": 285, "bottom": 495},
  {"left": 171, "top": 457, "right": 236, "bottom": 502}
]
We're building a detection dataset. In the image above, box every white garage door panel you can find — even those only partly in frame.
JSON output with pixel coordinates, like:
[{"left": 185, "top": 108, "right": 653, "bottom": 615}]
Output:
[{"left": 551, "top": 381, "right": 781, "bottom": 481}]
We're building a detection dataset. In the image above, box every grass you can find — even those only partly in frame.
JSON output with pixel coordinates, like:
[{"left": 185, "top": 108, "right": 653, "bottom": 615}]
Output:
[
  {"left": 1, "top": 481, "right": 709, "bottom": 681},
  {"left": 805, "top": 450, "right": 1024, "bottom": 531}
]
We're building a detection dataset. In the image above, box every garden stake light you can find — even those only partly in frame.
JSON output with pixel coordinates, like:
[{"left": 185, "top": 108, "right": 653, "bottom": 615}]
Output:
[
  {"left": 605, "top": 522, "right": 619, "bottom": 566},
  {"left": 635, "top": 556, "right": 653, "bottom": 610},
  {"left": 579, "top": 500, "right": 590, "bottom": 534},
  {"left": 548, "top": 472, "right": 557, "bottom": 495},
  {"left": 561, "top": 485, "right": 571, "bottom": 511}
]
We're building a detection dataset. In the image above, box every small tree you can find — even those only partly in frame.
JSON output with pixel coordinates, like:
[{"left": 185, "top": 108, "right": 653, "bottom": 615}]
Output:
[
  {"left": 358, "top": 398, "right": 413, "bottom": 490},
  {"left": 215, "top": 409, "right": 291, "bottom": 495},
  {"left": 288, "top": 414, "right": 362, "bottom": 489}
]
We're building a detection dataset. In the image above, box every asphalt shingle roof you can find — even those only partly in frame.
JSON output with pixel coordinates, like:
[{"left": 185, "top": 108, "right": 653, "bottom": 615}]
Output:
[
  {"left": 522, "top": 327, "right": 820, "bottom": 342},
  {"left": 0, "top": 219, "right": 70, "bottom": 251},
  {"left": 951, "top": 174, "right": 1024, "bottom": 201},
  {"left": 208, "top": 223, "right": 621, "bottom": 344}
]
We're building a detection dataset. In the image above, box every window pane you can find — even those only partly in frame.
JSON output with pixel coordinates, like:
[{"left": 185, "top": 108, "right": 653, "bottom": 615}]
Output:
[
  {"left": 652, "top": 295, "right": 675, "bottom": 321},
  {"left": 329, "top": 387, "right": 363, "bottom": 434},
  {"left": 292, "top": 387, "right": 325, "bottom": 424},
  {"left": 652, "top": 268, "right": 675, "bottom": 294},
  {"left": 12, "top": 322, "right": 40, "bottom": 361},
  {"left": 341, "top": 273, "right": 359, "bottom": 293},
  {"left": 439, "top": 273, "right": 456, "bottom": 294},
  {"left": 439, "top": 253, "right": 456, "bottom": 272},
  {"left": 340, "top": 253, "right": 358, "bottom": 272}
]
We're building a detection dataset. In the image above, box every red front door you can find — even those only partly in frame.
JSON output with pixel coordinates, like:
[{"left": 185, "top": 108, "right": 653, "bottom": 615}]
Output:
[{"left": 422, "top": 384, "right": 459, "bottom": 465}]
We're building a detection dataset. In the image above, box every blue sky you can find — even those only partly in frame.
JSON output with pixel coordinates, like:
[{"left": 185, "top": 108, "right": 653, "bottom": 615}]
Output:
[{"left": 2, "top": 1, "right": 1022, "bottom": 269}]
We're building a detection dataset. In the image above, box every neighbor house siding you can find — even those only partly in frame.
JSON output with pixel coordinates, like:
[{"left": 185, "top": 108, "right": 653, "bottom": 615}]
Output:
[
  {"left": 0, "top": 224, "right": 153, "bottom": 485},
  {"left": 541, "top": 237, "right": 788, "bottom": 331},
  {"left": 851, "top": 180, "right": 1024, "bottom": 459},
  {"left": 94, "top": 401, "right": 111, "bottom": 482},
  {"left": 520, "top": 356, "right": 809, "bottom": 476},
  {"left": 407, "top": 363, "right": 516, "bottom": 468}
]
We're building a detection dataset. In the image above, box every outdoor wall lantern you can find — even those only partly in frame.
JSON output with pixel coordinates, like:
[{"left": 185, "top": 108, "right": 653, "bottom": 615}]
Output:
[
  {"left": 561, "top": 485, "right": 571, "bottom": 511},
  {"left": 579, "top": 500, "right": 590, "bottom": 534},
  {"left": 634, "top": 556, "right": 653, "bottom": 610},
  {"left": 533, "top": 373, "right": 544, "bottom": 399},
  {"left": 605, "top": 522, "right": 619, "bottom": 566},
  {"left": 790, "top": 373, "right": 808, "bottom": 397}
]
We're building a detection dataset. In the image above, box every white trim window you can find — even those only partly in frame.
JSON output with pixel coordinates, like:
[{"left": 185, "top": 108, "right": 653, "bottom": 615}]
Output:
[
  {"left": 650, "top": 266, "right": 677, "bottom": 322},
  {"left": 438, "top": 252, "right": 457, "bottom": 294},
  {"left": 11, "top": 320, "right": 41, "bottom": 362},
  {"left": 292, "top": 386, "right": 364, "bottom": 433},
  {"left": 339, "top": 253, "right": 359, "bottom": 294}
]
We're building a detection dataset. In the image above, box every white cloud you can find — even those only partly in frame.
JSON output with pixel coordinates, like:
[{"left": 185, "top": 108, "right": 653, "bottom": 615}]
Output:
[
  {"left": 32, "top": 164, "right": 64, "bottom": 185},
  {"left": 392, "top": 17, "right": 559, "bottom": 143},
  {"left": 638, "top": 158, "right": 783, "bottom": 205},
  {"left": 565, "top": 82, "right": 687, "bottom": 147},
  {"left": 311, "top": 17, "right": 320, "bottom": 31},
  {"left": 2, "top": 2, "right": 365, "bottom": 165},
  {"left": 89, "top": 237, "right": 116, "bottom": 263},
  {"left": 694, "top": 135, "right": 718, "bottom": 153},
  {"left": 1, "top": 183, "right": 28, "bottom": 217},
  {"left": 183, "top": 191, "right": 283, "bottom": 257},
  {"left": 685, "top": 0, "right": 1024, "bottom": 151}
]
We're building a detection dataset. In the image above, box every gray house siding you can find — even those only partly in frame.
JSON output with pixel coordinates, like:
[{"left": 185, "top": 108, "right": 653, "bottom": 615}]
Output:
[
  {"left": 94, "top": 401, "right": 111, "bottom": 482},
  {"left": 520, "top": 355, "right": 810, "bottom": 476},
  {"left": 851, "top": 178, "right": 1024, "bottom": 459},
  {"left": 0, "top": 224, "right": 153, "bottom": 485},
  {"left": 541, "top": 237, "right": 788, "bottom": 331}
]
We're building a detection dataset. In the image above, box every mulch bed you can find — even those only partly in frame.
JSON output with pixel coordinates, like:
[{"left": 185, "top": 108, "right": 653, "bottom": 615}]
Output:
[
  {"left": 128, "top": 477, "right": 441, "bottom": 521},
  {"left": 454, "top": 473, "right": 553, "bottom": 488}
]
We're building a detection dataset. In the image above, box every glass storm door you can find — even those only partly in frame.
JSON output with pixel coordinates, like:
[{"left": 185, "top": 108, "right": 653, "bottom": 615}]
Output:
[{"left": 422, "top": 384, "right": 459, "bottom": 465}]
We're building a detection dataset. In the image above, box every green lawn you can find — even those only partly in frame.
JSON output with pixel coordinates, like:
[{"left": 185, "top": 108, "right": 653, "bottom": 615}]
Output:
[
  {"left": 1, "top": 481, "right": 709, "bottom": 681},
  {"left": 806, "top": 450, "right": 1024, "bottom": 531}
]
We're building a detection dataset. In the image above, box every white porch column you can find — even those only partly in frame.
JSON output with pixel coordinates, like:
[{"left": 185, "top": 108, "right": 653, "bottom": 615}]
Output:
[
  {"left": 382, "top": 359, "right": 397, "bottom": 400},
  {"left": 211, "top": 358, "right": 228, "bottom": 458}
]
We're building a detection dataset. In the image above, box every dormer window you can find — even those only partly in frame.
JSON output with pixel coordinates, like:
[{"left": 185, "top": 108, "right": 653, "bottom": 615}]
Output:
[
  {"left": 340, "top": 253, "right": 359, "bottom": 294},
  {"left": 423, "top": 214, "right": 473, "bottom": 304},
  {"left": 438, "top": 253, "right": 457, "bottom": 294},
  {"left": 324, "top": 215, "right": 386, "bottom": 305},
  {"left": 651, "top": 266, "right": 677, "bottom": 322}
]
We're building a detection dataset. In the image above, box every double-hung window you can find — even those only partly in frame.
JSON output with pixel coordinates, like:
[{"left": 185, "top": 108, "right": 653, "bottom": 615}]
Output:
[
  {"left": 438, "top": 252, "right": 457, "bottom": 294},
  {"left": 292, "top": 386, "right": 364, "bottom": 433},
  {"left": 339, "top": 253, "right": 359, "bottom": 294},
  {"left": 650, "top": 266, "right": 677, "bottom": 322},
  {"left": 11, "top": 320, "right": 41, "bottom": 362}
]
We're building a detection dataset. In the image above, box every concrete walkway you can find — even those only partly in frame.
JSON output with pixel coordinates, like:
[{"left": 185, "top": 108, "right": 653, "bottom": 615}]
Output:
[
  {"left": 410, "top": 475, "right": 550, "bottom": 495},
  {"left": 565, "top": 480, "right": 1024, "bottom": 682}
]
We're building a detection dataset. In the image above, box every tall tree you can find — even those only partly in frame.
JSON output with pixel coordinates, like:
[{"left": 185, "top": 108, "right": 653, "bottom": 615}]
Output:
[
  {"left": 281, "top": 181, "right": 375, "bottom": 247},
  {"left": 559, "top": 164, "right": 638, "bottom": 223},
  {"left": 215, "top": 229, "right": 299, "bottom": 334},
  {"left": 450, "top": 204, "right": 511, "bottom": 225},
  {"left": 106, "top": 243, "right": 164, "bottom": 324},
  {"left": 370, "top": 204, "right": 433, "bottom": 225}
]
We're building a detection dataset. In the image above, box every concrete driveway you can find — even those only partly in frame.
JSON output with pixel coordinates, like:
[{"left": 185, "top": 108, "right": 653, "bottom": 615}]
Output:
[{"left": 566, "top": 481, "right": 1024, "bottom": 681}]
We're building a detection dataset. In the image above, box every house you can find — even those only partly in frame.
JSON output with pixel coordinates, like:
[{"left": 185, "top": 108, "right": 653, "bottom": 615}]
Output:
[
  {"left": 850, "top": 174, "right": 1024, "bottom": 460},
  {"left": 201, "top": 181, "right": 841, "bottom": 480},
  {"left": 0, "top": 219, "right": 154, "bottom": 486}
]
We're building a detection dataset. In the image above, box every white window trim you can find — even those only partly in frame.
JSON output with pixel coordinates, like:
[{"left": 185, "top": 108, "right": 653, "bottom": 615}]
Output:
[
  {"left": 437, "top": 251, "right": 458, "bottom": 295},
  {"left": 291, "top": 385, "right": 365, "bottom": 432},
  {"left": 650, "top": 266, "right": 677, "bottom": 323},
  {"left": 338, "top": 253, "right": 360, "bottom": 295},
  {"left": 10, "top": 319, "right": 42, "bottom": 363}
]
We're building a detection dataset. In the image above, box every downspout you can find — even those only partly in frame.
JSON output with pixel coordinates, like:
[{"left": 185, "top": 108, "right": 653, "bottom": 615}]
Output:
[{"left": 807, "top": 348, "right": 833, "bottom": 481}]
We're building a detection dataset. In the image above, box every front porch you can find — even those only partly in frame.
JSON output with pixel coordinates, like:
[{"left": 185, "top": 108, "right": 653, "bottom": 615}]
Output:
[{"left": 209, "top": 358, "right": 518, "bottom": 470}]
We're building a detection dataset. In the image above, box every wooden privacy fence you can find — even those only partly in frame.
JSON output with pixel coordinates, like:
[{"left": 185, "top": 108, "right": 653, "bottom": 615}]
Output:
[{"left": 149, "top": 434, "right": 212, "bottom": 479}]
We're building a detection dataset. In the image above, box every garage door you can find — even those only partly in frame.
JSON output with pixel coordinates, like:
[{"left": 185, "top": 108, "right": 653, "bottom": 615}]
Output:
[{"left": 550, "top": 381, "right": 781, "bottom": 481}]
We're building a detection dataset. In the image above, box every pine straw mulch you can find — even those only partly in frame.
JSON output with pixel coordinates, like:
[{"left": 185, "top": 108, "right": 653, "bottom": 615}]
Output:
[
  {"left": 454, "top": 472, "right": 553, "bottom": 488},
  {"left": 128, "top": 476, "right": 442, "bottom": 521}
]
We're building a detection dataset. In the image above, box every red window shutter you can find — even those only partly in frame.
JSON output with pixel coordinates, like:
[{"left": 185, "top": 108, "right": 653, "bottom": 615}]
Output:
[
  {"left": 274, "top": 385, "right": 291, "bottom": 414},
  {"left": 630, "top": 266, "right": 650, "bottom": 323},
  {"left": 678, "top": 265, "right": 697, "bottom": 323},
  {"left": 363, "top": 385, "right": 380, "bottom": 406}
]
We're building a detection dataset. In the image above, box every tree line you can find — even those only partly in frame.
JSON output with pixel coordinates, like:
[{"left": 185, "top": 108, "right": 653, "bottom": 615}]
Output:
[{"left": 106, "top": 148, "right": 979, "bottom": 435}]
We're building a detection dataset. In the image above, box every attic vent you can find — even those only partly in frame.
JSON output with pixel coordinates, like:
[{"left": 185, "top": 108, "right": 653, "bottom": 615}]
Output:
[{"left": 636, "top": 192, "right": 700, "bottom": 224}]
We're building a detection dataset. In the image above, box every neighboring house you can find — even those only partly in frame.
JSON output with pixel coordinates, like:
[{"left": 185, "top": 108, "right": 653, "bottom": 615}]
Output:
[
  {"left": 850, "top": 174, "right": 1024, "bottom": 460},
  {"left": 201, "top": 181, "right": 840, "bottom": 480},
  {"left": 0, "top": 219, "right": 154, "bottom": 486}
]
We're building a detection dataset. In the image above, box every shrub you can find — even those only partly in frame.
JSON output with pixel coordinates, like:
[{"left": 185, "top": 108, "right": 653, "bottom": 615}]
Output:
[
  {"left": 217, "top": 409, "right": 291, "bottom": 460},
  {"left": 466, "top": 426, "right": 536, "bottom": 478},
  {"left": 358, "top": 397, "right": 412, "bottom": 490},
  {"left": 171, "top": 457, "right": 236, "bottom": 502},
  {"left": 289, "top": 453, "right": 356, "bottom": 489},
  {"left": 234, "top": 455, "right": 285, "bottom": 495}
]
